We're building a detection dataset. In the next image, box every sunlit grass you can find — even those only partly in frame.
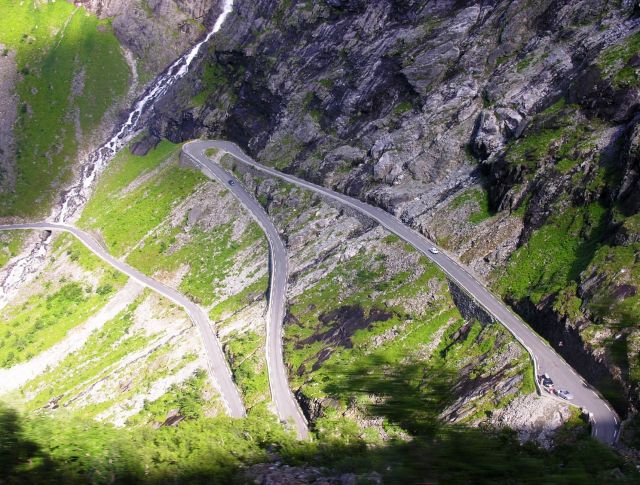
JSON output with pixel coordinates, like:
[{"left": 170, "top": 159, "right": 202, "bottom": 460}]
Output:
[{"left": 0, "top": 2, "right": 130, "bottom": 216}]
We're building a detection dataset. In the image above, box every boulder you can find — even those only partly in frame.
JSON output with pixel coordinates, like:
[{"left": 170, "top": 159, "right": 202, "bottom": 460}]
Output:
[
  {"left": 373, "top": 151, "right": 403, "bottom": 184},
  {"left": 130, "top": 134, "right": 160, "bottom": 156}
]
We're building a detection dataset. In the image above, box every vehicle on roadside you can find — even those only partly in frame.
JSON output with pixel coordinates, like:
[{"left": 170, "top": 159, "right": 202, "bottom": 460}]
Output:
[
  {"left": 429, "top": 247, "right": 440, "bottom": 254},
  {"left": 555, "top": 389, "right": 574, "bottom": 401},
  {"left": 228, "top": 179, "right": 235, "bottom": 186},
  {"left": 539, "top": 373, "right": 554, "bottom": 392}
]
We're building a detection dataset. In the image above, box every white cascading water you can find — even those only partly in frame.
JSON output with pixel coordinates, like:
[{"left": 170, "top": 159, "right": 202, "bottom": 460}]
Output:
[
  {"left": 0, "top": 0, "right": 234, "bottom": 308},
  {"left": 56, "top": 0, "right": 235, "bottom": 222}
]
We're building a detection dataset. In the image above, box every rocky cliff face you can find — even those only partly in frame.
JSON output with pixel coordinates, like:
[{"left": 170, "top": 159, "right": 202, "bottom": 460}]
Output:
[
  {"left": 0, "top": 44, "right": 18, "bottom": 195},
  {"left": 77, "top": 0, "right": 223, "bottom": 77},
  {"left": 148, "top": 0, "right": 640, "bottom": 426}
]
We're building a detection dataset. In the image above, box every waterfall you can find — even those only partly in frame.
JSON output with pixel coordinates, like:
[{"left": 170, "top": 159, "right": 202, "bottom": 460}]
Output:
[
  {"left": 0, "top": 0, "right": 235, "bottom": 307},
  {"left": 56, "top": 0, "right": 235, "bottom": 222}
]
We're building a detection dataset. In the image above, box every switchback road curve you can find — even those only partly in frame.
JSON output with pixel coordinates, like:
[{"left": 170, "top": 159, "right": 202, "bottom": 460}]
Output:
[
  {"left": 184, "top": 140, "right": 620, "bottom": 445},
  {"left": 183, "top": 143, "right": 309, "bottom": 440},
  {"left": 0, "top": 222, "right": 246, "bottom": 419}
]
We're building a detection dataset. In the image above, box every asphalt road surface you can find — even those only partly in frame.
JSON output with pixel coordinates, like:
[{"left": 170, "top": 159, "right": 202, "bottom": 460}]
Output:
[
  {"left": 184, "top": 140, "right": 620, "bottom": 445},
  {"left": 183, "top": 142, "right": 309, "bottom": 440},
  {"left": 0, "top": 222, "right": 246, "bottom": 419}
]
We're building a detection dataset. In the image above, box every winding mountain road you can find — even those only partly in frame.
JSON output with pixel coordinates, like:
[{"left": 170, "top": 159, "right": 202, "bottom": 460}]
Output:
[
  {"left": 183, "top": 143, "right": 309, "bottom": 440},
  {"left": 0, "top": 222, "right": 246, "bottom": 419},
  {"left": 184, "top": 140, "right": 620, "bottom": 445}
]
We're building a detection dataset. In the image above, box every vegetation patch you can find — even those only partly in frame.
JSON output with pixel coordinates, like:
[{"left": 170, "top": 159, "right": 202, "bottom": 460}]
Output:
[
  {"left": 21, "top": 296, "right": 149, "bottom": 411},
  {"left": 504, "top": 101, "right": 599, "bottom": 174},
  {"left": 0, "top": 230, "right": 27, "bottom": 269},
  {"left": 450, "top": 188, "right": 492, "bottom": 224},
  {"left": 495, "top": 203, "right": 608, "bottom": 303},
  {"left": 285, "top": 235, "right": 532, "bottom": 438},
  {"left": 81, "top": 140, "right": 180, "bottom": 223},
  {"left": 0, "top": 235, "right": 126, "bottom": 368},
  {"left": 191, "top": 61, "right": 230, "bottom": 107},
  {"left": 225, "top": 331, "right": 270, "bottom": 412},
  {"left": 127, "top": 369, "right": 213, "bottom": 426},
  {"left": 392, "top": 100, "right": 413, "bottom": 115},
  {"left": 0, "top": 2, "right": 130, "bottom": 216},
  {"left": 209, "top": 275, "right": 268, "bottom": 321},
  {"left": 587, "top": 244, "right": 640, "bottom": 329},
  {"left": 81, "top": 139, "right": 267, "bottom": 305},
  {"left": 3, "top": 398, "right": 632, "bottom": 483},
  {"left": 597, "top": 30, "right": 640, "bottom": 87},
  {"left": 127, "top": 222, "right": 265, "bottom": 306},
  {"left": 80, "top": 142, "right": 203, "bottom": 256},
  {"left": 1, "top": 402, "right": 297, "bottom": 483}
]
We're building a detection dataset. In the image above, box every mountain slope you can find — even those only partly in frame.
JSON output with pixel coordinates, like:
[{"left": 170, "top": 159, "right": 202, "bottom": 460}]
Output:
[
  {"left": 2, "top": 0, "right": 640, "bottom": 481},
  {"left": 0, "top": 1, "right": 131, "bottom": 217},
  {"left": 151, "top": 0, "right": 640, "bottom": 438}
]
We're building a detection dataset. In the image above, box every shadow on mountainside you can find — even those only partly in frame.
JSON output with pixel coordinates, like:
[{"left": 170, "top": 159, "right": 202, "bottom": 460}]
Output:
[{"left": 1, "top": 359, "right": 637, "bottom": 484}]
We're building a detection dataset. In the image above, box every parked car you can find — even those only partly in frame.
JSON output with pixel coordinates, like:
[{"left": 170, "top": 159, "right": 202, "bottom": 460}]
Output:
[
  {"left": 429, "top": 247, "right": 440, "bottom": 254},
  {"left": 556, "top": 389, "right": 574, "bottom": 401},
  {"left": 539, "top": 373, "right": 554, "bottom": 389}
]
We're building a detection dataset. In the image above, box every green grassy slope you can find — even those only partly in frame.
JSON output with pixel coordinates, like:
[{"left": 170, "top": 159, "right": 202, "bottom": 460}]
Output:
[
  {"left": 79, "top": 141, "right": 197, "bottom": 256},
  {"left": 284, "top": 235, "right": 533, "bottom": 441},
  {"left": 79, "top": 141, "right": 268, "bottom": 306},
  {"left": 20, "top": 294, "right": 152, "bottom": 412},
  {"left": 0, "top": 1, "right": 130, "bottom": 217},
  {"left": 19, "top": 290, "right": 217, "bottom": 422},
  {"left": 1, "top": 385, "right": 634, "bottom": 483},
  {"left": 0, "top": 233, "right": 126, "bottom": 368},
  {"left": 490, "top": 98, "right": 640, "bottom": 413},
  {"left": 496, "top": 203, "right": 608, "bottom": 304}
]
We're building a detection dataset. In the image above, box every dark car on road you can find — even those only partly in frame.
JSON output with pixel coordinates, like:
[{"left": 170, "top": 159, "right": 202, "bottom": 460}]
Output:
[{"left": 539, "top": 374, "right": 554, "bottom": 390}]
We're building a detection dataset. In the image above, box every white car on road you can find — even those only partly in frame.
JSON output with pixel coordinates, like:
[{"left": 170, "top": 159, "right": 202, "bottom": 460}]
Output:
[{"left": 429, "top": 247, "right": 440, "bottom": 254}]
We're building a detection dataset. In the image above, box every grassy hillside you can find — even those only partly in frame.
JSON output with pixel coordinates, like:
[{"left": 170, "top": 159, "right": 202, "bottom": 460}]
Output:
[
  {"left": 487, "top": 97, "right": 640, "bottom": 416},
  {"left": 0, "top": 233, "right": 126, "bottom": 368},
  {"left": 1, "top": 145, "right": 637, "bottom": 482},
  {"left": 1, "top": 382, "right": 634, "bottom": 483},
  {"left": 77, "top": 139, "right": 272, "bottom": 418},
  {"left": 18, "top": 289, "right": 219, "bottom": 423},
  {"left": 0, "top": 230, "right": 27, "bottom": 269},
  {"left": 79, "top": 140, "right": 268, "bottom": 307},
  {"left": 270, "top": 200, "right": 534, "bottom": 441},
  {"left": 0, "top": 1, "right": 130, "bottom": 217}
]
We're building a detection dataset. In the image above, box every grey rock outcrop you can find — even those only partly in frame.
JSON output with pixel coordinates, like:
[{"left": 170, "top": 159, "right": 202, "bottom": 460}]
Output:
[
  {"left": 152, "top": 0, "right": 637, "bottom": 212},
  {"left": 373, "top": 151, "right": 402, "bottom": 184},
  {"left": 78, "top": 0, "right": 222, "bottom": 76},
  {"left": 0, "top": 45, "right": 17, "bottom": 194}
]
